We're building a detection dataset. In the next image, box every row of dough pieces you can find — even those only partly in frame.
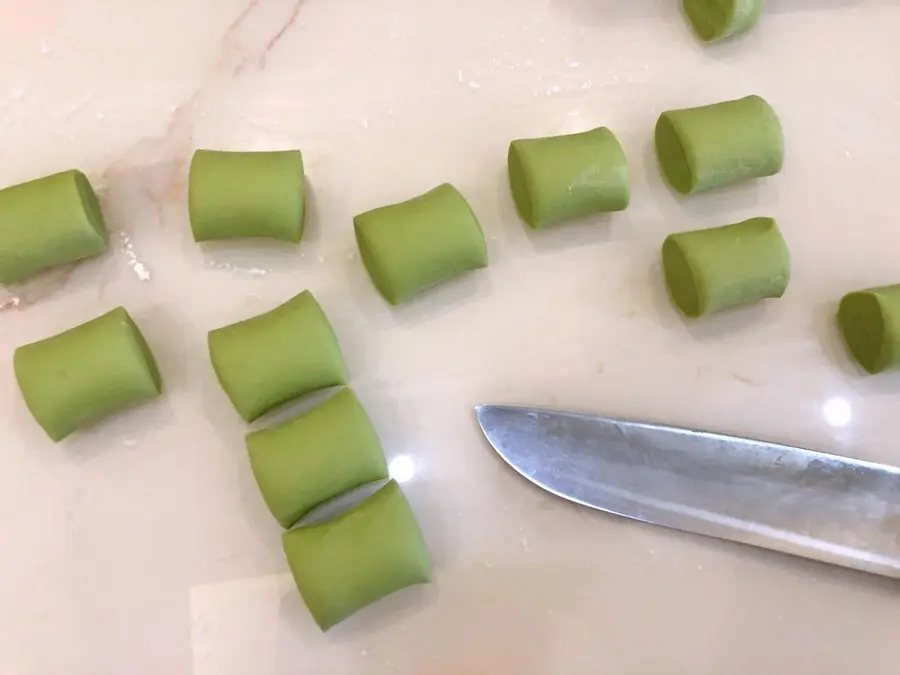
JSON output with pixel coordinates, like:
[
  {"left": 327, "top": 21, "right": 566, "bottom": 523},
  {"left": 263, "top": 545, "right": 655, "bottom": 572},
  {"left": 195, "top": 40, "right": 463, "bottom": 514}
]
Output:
[
  {"left": 1, "top": 94, "right": 896, "bottom": 371},
  {"left": 13, "top": 293, "right": 429, "bottom": 631},
  {"left": 6, "top": 91, "right": 898, "bottom": 630},
  {"left": 0, "top": 0, "right": 820, "bottom": 636}
]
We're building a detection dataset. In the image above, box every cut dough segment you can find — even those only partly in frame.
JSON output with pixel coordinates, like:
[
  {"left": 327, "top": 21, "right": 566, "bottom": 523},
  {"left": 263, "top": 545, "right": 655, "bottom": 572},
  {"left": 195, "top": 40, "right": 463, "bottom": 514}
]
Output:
[
  {"left": 188, "top": 149, "right": 305, "bottom": 242},
  {"left": 354, "top": 183, "right": 488, "bottom": 304},
  {"left": 662, "top": 217, "right": 790, "bottom": 317},
  {"left": 656, "top": 95, "right": 783, "bottom": 195},
  {"left": 838, "top": 285, "right": 900, "bottom": 374},
  {"left": 247, "top": 388, "right": 388, "bottom": 528},
  {"left": 0, "top": 170, "right": 107, "bottom": 285},
  {"left": 14, "top": 307, "right": 162, "bottom": 441},
  {"left": 208, "top": 291, "right": 347, "bottom": 422},
  {"left": 683, "top": 0, "right": 764, "bottom": 43},
  {"left": 508, "top": 126, "right": 629, "bottom": 229},
  {"left": 283, "top": 479, "right": 432, "bottom": 631}
]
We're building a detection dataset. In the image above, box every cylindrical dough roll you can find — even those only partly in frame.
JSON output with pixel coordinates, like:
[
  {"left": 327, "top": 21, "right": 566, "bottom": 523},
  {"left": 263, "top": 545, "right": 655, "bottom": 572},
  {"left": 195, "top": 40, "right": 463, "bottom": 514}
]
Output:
[
  {"left": 838, "top": 285, "right": 900, "bottom": 374},
  {"left": 188, "top": 149, "right": 305, "bottom": 242},
  {"left": 283, "top": 479, "right": 431, "bottom": 631},
  {"left": 655, "top": 95, "right": 783, "bottom": 195},
  {"left": 353, "top": 183, "right": 488, "bottom": 304},
  {"left": 247, "top": 388, "right": 388, "bottom": 528},
  {"left": 683, "top": 0, "right": 763, "bottom": 42},
  {"left": 662, "top": 217, "right": 789, "bottom": 317},
  {"left": 0, "top": 170, "right": 108, "bottom": 285},
  {"left": 14, "top": 307, "right": 162, "bottom": 441},
  {"left": 508, "top": 126, "right": 629, "bottom": 229},
  {"left": 208, "top": 290, "right": 347, "bottom": 422}
]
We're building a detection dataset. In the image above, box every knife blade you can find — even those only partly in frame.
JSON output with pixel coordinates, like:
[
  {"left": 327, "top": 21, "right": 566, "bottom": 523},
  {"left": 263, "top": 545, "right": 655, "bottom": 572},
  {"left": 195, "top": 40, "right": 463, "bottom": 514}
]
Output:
[{"left": 475, "top": 404, "right": 900, "bottom": 578}]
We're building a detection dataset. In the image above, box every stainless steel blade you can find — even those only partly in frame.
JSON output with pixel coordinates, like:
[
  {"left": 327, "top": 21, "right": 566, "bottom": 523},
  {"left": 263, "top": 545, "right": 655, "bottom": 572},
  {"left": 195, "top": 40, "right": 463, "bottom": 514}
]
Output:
[{"left": 476, "top": 404, "right": 900, "bottom": 578}]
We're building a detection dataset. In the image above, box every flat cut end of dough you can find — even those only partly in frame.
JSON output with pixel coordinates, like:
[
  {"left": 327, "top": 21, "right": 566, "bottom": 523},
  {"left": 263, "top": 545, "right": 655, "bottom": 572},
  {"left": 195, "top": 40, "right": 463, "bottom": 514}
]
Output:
[
  {"left": 662, "top": 236, "right": 703, "bottom": 317},
  {"left": 655, "top": 114, "right": 695, "bottom": 195},
  {"left": 112, "top": 307, "right": 163, "bottom": 394},
  {"left": 683, "top": 0, "right": 762, "bottom": 42},
  {"left": 353, "top": 217, "right": 400, "bottom": 304},
  {"left": 71, "top": 170, "right": 109, "bottom": 245},
  {"left": 507, "top": 141, "right": 539, "bottom": 228},
  {"left": 683, "top": 0, "right": 732, "bottom": 41},
  {"left": 838, "top": 292, "right": 887, "bottom": 374}
]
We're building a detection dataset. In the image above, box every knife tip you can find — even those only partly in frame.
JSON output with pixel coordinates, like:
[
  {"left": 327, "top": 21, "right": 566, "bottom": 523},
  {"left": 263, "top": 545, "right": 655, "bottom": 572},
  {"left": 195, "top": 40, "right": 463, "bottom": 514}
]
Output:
[
  {"left": 473, "top": 403, "right": 488, "bottom": 423},
  {"left": 475, "top": 404, "right": 504, "bottom": 434}
]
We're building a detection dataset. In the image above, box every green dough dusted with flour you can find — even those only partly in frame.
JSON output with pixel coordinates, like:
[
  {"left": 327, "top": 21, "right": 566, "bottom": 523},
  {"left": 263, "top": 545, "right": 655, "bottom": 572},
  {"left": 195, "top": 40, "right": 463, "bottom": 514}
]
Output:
[
  {"left": 837, "top": 285, "right": 900, "bottom": 374},
  {"left": 0, "top": 170, "right": 107, "bottom": 285},
  {"left": 354, "top": 183, "right": 487, "bottom": 304},
  {"left": 14, "top": 307, "right": 162, "bottom": 441},
  {"left": 683, "top": 0, "right": 764, "bottom": 42},
  {"left": 188, "top": 150, "right": 305, "bottom": 242},
  {"left": 283, "top": 479, "right": 431, "bottom": 631},
  {"left": 208, "top": 291, "right": 347, "bottom": 422},
  {"left": 655, "top": 95, "right": 783, "bottom": 195},
  {"left": 662, "top": 217, "right": 789, "bottom": 317},
  {"left": 508, "top": 126, "right": 629, "bottom": 229},
  {"left": 247, "top": 388, "right": 388, "bottom": 529}
]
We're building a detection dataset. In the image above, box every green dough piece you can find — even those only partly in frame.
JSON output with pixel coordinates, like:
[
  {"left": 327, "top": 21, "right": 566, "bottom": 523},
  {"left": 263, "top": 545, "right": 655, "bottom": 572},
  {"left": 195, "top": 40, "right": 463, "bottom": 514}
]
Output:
[
  {"left": 208, "top": 291, "right": 347, "bottom": 422},
  {"left": 662, "top": 217, "right": 789, "bottom": 317},
  {"left": 354, "top": 183, "right": 488, "bottom": 304},
  {"left": 188, "top": 149, "right": 305, "bottom": 242},
  {"left": 837, "top": 285, "right": 900, "bottom": 374},
  {"left": 14, "top": 307, "right": 162, "bottom": 441},
  {"left": 283, "top": 479, "right": 432, "bottom": 631},
  {"left": 508, "top": 126, "right": 629, "bottom": 229},
  {"left": 655, "top": 95, "right": 783, "bottom": 195},
  {"left": 0, "top": 169, "right": 107, "bottom": 285},
  {"left": 683, "top": 0, "right": 764, "bottom": 42},
  {"left": 247, "top": 388, "right": 388, "bottom": 528}
]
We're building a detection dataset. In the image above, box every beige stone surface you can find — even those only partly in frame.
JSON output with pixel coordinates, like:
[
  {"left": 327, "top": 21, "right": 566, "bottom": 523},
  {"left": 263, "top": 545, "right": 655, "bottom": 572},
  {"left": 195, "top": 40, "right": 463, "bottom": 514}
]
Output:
[{"left": 2, "top": 1, "right": 900, "bottom": 673}]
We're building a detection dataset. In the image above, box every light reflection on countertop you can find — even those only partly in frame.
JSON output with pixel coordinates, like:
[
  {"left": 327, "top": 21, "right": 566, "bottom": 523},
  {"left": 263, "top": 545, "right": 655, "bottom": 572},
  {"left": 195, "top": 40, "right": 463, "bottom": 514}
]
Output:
[
  {"left": 822, "top": 396, "right": 852, "bottom": 429},
  {"left": 388, "top": 454, "right": 417, "bottom": 484}
]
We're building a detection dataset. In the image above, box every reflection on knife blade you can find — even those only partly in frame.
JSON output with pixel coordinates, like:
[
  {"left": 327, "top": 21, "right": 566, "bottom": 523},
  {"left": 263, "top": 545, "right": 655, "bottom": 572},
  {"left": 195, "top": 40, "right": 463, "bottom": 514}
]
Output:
[{"left": 476, "top": 404, "right": 900, "bottom": 578}]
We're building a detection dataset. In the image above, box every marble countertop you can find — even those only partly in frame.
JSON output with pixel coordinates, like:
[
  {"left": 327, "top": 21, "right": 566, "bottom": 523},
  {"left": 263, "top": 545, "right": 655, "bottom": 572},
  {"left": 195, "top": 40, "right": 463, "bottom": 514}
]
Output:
[{"left": 3, "top": 1, "right": 900, "bottom": 673}]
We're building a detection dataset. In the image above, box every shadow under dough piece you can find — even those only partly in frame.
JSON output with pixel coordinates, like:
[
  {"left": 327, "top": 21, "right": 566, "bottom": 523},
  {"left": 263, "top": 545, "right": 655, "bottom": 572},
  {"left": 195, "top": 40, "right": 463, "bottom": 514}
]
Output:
[
  {"left": 283, "top": 479, "right": 432, "bottom": 631},
  {"left": 0, "top": 169, "right": 108, "bottom": 285},
  {"left": 247, "top": 388, "right": 388, "bottom": 529},
  {"left": 353, "top": 183, "right": 488, "bottom": 305},
  {"left": 683, "top": 0, "right": 763, "bottom": 43},
  {"left": 14, "top": 307, "right": 162, "bottom": 441},
  {"left": 838, "top": 285, "right": 900, "bottom": 374},
  {"left": 207, "top": 290, "right": 348, "bottom": 422},
  {"left": 662, "top": 217, "right": 790, "bottom": 317},
  {"left": 508, "top": 126, "right": 629, "bottom": 229},
  {"left": 655, "top": 95, "right": 783, "bottom": 195},
  {"left": 188, "top": 149, "right": 305, "bottom": 242}
]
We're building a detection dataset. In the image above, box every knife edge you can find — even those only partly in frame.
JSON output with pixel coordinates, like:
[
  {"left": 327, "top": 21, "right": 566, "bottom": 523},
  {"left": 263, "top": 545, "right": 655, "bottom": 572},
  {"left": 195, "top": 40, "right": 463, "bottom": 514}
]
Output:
[{"left": 475, "top": 403, "right": 900, "bottom": 578}]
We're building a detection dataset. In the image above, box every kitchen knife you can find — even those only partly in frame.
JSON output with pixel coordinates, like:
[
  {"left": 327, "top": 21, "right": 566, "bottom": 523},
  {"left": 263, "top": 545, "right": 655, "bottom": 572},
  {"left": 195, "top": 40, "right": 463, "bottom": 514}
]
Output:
[{"left": 475, "top": 404, "right": 900, "bottom": 578}]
